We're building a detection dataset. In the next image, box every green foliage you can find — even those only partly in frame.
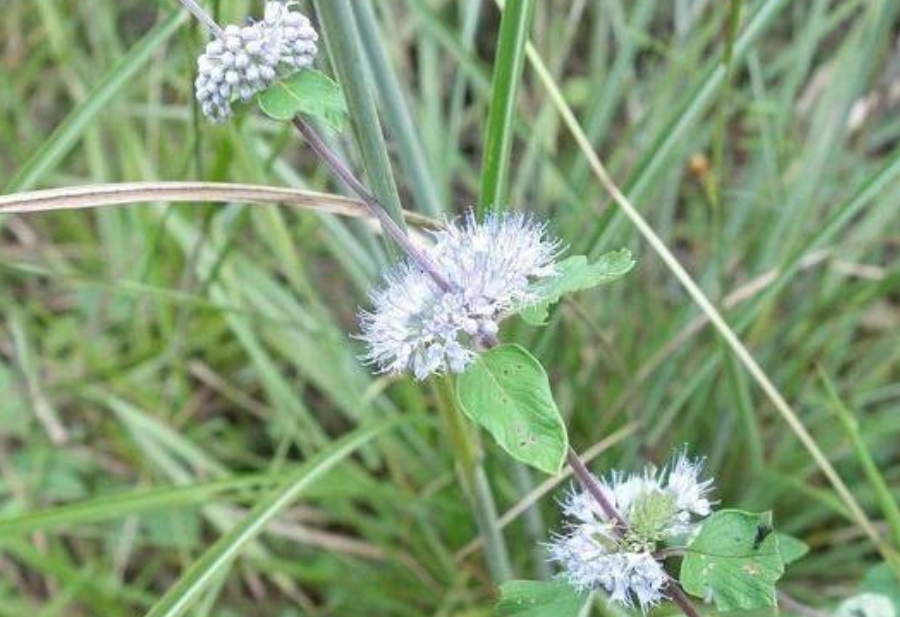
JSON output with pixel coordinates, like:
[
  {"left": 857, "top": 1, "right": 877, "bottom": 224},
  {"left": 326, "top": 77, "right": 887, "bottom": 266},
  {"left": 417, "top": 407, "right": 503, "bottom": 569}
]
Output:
[
  {"left": 776, "top": 533, "right": 809, "bottom": 565},
  {"left": 520, "top": 250, "right": 635, "bottom": 325},
  {"left": 5, "top": 11, "right": 187, "bottom": 192},
  {"left": 144, "top": 421, "right": 396, "bottom": 617},
  {"left": 496, "top": 580, "right": 588, "bottom": 617},
  {"left": 257, "top": 70, "right": 348, "bottom": 131},
  {"left": 680, "top": 510, "right": 785, "bottom": 611},
  {"left": 3, "top": 0, "right": 900, "bottom": 614},
  {"left": 456, "top": 344, "right": 567, "bottom": 474}
]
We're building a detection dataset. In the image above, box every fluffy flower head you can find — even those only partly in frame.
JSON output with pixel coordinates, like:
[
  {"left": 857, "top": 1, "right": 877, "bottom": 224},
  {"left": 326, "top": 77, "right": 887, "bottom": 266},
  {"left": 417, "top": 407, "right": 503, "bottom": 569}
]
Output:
[
  {"left": 548, "top": 454, "right": 714, "bottom": 611},
  {"left": 548, "top": 539, "right": 668, "bottom": 611},
  {"left": 358, "top": 210, "right": 560, "bottom": 379},
  {"left": 195, "top": 1, "right": 318, "bottom": 122}
]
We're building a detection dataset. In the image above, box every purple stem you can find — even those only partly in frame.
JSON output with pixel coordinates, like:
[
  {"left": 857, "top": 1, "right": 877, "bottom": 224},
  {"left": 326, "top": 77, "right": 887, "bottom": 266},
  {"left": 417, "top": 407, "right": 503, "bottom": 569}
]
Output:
[
  {"left": 565, "top": 448, "right": 628, "bottom": 530},
  {"left": 292, "top": 117, "right": 452, "bottom": 291},
  {"left": 670, "top": 584, "right": 704, "bottom": 617},
  {"left": 175, "top": 0, "right": 224, "bottom": 37}
]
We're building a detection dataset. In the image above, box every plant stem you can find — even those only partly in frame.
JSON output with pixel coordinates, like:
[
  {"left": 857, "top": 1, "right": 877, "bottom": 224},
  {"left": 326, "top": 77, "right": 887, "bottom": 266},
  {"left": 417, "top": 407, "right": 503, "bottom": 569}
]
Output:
[
  {"left": 292, "top": 117, "right": 451, "bottom": 291},
  {"left": 510, "top": 463, "right": 553, "bottom": 579},
  {"left": 565, "top": 448, "right": 626, "bottom": 528},
  {"left": 821, "top": 368, "right": 900, "bottom": 551},
  {"left": 669, "top": 585, "right": 704, "bottom": 617},
  {"left": 173, "top": 0, "right": 223, "bottom": 37},
  {"left": 434, "top": 375, "right": 513, "bottom": 583}
]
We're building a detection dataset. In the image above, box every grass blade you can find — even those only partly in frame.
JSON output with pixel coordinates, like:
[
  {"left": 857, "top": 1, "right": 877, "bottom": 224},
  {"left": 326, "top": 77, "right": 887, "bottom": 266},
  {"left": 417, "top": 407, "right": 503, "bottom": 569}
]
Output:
[
  {"left": 0, "top": 474, "right": 282, "bottom": 537},
  {"left": 4, "top": 10, "right": 186, "bottom": 193},
  {"left": 143, "top": 420, "right": 399, "bottom": 617},
  {"left": 353, "top": 1, "right": 444, "bottom": 217},
  {"left": 820, "top": 368, "right": 900, "bottom": 552},
  {"left": 477, "top": 0, "right": 537, "bottom": 217},
  {"left": 312, "top": 0, "right": 406, "bottom": 238}
]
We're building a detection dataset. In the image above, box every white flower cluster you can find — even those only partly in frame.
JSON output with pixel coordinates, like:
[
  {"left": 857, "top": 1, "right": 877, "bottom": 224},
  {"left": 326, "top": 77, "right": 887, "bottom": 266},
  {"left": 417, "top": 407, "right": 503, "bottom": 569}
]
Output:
[
  {"left": 358, "top": 211, "right": 560, "bottom": 380},
  {"left": 195, "top": 1, "right": 318, "bottom": 122},
  {"left": 549, "top": 454, "right": 714, "bottom": 612}
]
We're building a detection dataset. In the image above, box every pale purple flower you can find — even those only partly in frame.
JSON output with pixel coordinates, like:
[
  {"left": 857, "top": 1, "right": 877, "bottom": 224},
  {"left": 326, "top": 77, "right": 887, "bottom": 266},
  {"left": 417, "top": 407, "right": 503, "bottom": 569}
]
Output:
[
  {"left": 548, "top": 533, "right": 668, "bottom": 612},
  {"left": 548, "top": 454, "right": 714, "bottom": 611},
  {"left": 195, "top": 1, "right": 318, "bottom": 122},
  {"left": 431, "top": 211, "right": 560, "bottom": 315},
  {"left": 357, "top": 210, "right": 560, "bottom": 379},
  {"left": 597, "top": 454, "right": 714, "bottom": 537},
  {"left": 358, "top": 263, "right": 477, "bottom": 380}
]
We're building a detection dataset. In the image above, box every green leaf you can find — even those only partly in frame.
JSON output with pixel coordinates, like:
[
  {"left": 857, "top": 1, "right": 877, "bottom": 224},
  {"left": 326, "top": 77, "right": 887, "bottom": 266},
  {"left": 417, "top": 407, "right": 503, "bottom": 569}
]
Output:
[
  {"left": 496, "top": 580, "right": 588, "bottom": 617},
  {"left": 776, "top": 533, "right": 809, "bottom": 565},
  {"left": 520, "top": 250, "right": 635, "bottom": 325},
  {"left": 680, "top": 510, "right": 785, "bottom": 611},
  {"left": 257, "top": 69, "right": 348, "bottom": 131},
  {"left": 456, "top": 344, "right": 567, "bottom": 474}
]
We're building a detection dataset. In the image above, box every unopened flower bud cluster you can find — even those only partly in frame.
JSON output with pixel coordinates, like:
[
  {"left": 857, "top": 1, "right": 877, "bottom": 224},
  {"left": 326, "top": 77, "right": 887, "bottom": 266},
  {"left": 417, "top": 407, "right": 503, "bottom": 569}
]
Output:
[
  {"left": 195, "top": 1, "right": 318, "bottom": 122},
  {"left": 548, "top": 454, "right": 714, "bottom": 612}
]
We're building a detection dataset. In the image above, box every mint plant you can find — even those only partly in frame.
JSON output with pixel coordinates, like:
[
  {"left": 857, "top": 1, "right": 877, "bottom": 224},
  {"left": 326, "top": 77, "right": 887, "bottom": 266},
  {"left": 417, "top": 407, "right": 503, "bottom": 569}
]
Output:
[{"left": 172, "top": 1, "right": 801, "bottom": 615}]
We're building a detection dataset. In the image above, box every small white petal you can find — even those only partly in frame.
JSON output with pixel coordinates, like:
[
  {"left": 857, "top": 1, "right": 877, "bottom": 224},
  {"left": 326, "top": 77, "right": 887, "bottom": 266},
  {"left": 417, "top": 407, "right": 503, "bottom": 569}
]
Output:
[{"left": 548, "top": 455, "right": 716, "bottom": 611}]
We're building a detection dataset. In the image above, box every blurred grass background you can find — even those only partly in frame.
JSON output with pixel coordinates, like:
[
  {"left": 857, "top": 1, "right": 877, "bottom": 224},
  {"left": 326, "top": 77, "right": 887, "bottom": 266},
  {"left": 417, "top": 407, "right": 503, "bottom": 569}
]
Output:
[{"left": 1, "top": 0, "right": 900, "bottom": 615}]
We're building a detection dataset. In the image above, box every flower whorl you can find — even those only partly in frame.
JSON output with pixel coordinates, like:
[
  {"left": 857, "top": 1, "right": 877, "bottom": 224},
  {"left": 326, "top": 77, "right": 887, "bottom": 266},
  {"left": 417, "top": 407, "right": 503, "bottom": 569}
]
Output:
[
  {"left": 195, "top": 1, "right": 318, "bottom": 122},
  {"left": 549, "top": 454, "right": 714, "bottom": 612},
  {"left": 357, "top": 211, "right": 560, "bottom": 380}
]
